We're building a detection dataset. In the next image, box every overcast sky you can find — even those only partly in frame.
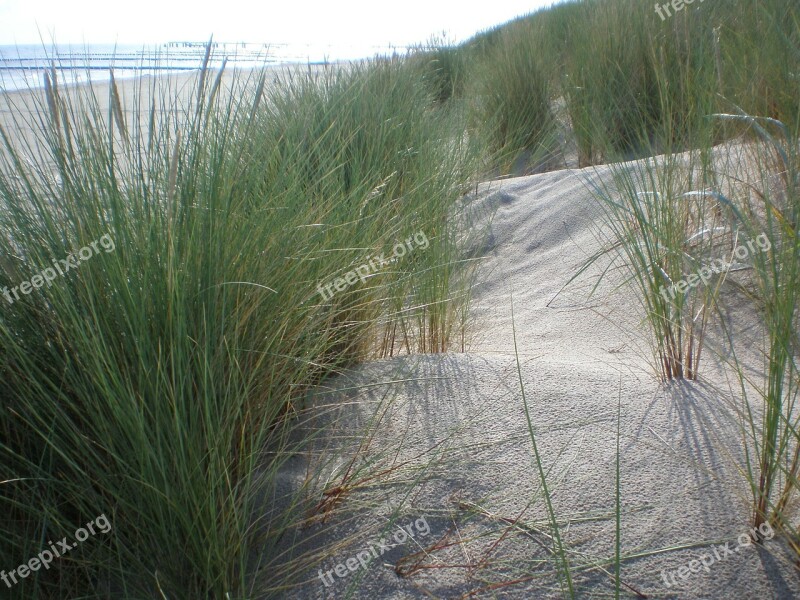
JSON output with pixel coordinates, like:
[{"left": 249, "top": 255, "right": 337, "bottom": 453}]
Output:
[{"left": 0, "top": 1, "right": 561, "bottom": 47}]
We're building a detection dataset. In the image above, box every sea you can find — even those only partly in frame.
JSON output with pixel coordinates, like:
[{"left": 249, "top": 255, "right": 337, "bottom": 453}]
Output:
[{"left": 0, "top": 41, "right": 411, "bottom": 92}]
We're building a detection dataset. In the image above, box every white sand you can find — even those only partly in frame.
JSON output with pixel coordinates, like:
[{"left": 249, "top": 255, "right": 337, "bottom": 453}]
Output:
[{"left": 276, "top": 157, "right": 800, "bottom": 599}]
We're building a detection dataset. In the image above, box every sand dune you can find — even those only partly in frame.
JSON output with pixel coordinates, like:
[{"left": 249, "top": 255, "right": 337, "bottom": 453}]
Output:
[{"left": 277, "top": 160, "right": 800, "bottom": 599}]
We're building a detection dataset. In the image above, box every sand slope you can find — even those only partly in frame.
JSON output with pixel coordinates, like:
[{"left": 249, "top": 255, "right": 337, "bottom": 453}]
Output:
[{"left": 276, "top": 161, "right": 800, "bottom": 599}]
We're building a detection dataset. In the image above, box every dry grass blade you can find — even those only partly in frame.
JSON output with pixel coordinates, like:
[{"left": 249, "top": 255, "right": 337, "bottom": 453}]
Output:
[
  {"left": 43, "top": 67, "right": 60, "bottom": 131},
  {"left": 207, "top": 57, "right": 228, "bottom": 115},
  {"left": 109, "top": 69, "right": 129, "bottom": 144},
  {"left": 196, "top": 37, "right": 213, "bottom": 109}
]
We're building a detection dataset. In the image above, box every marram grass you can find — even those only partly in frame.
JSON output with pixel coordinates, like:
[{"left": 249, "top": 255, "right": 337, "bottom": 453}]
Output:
[{"left": 0, "top": 52, "right": 477, "bottom": 598}]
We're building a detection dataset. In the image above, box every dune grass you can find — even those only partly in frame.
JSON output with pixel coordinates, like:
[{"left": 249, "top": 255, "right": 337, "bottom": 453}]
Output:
[
  {"left": 454, "top": 0, "right": 798, "bottom": 171},
  {"left": 702, "top": 113, "right": 800, "bottom": 546},
  {"left": 585, "top": 148, "right": 728, "bottom": 381},
  {"left": 0, "top": 0, "right": 798, "bottom": 596},
  {"left": 0, "top": 53, "right": 477, "bottom": 598},
  {"left": 465, "top": 25, "right": 558, "bottom": 175}
]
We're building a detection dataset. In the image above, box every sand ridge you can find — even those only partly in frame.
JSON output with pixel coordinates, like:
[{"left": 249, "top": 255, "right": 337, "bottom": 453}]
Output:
[{"left": 276, "top": 160, "right": 800, "bottom": 599}]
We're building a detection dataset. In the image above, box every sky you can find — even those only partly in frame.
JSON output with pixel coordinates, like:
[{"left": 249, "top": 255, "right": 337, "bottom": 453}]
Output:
[{"left": 0, "top": 1, "right": 559, "bottom": 47}]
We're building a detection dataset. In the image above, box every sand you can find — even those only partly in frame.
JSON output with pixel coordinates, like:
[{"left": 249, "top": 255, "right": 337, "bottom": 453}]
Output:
[
  {"left": 274, "top": 156, "right": 800, "bottom": 599},
  {"left": 0, "top": 62, "right": 325, "bottom": 155}
]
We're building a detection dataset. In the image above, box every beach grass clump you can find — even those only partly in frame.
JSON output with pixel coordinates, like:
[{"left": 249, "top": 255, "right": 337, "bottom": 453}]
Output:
[
  {"left": 587, "top": 149, "right": 723, "bottom": 381},
  {"left": 253, "top": 58, "right": 478, "bottom": 356},
  {"left": 0, "top": 52, "right": 477, "bottom": 598},
  {"left": 465, "top": 18, "right": 559, "bottom": 174},
  {"left": 0, "top": 66, "right": 281, "bottom": 598},
  {"left": 560, "top": 0, "right": 661, "bottom": 164},
  {"left": 717, "top": 0, "right": 800, "bottom": 127},
  {"left": 407, "top": 40, "right": 468, "bottom": 105},
  {"left": 561, "top": 0, "right": 723, "bottom": 164},
  {"left": 465, "top": 0, "right": 797, "bottom": 168},
  {"left": 705, "top": 113, "right": 800, "bottom": 548}
]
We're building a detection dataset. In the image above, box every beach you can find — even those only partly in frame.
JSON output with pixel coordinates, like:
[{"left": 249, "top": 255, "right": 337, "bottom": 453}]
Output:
[{"left": 1, "top": 2, "right": 798, "bottom": 597}]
